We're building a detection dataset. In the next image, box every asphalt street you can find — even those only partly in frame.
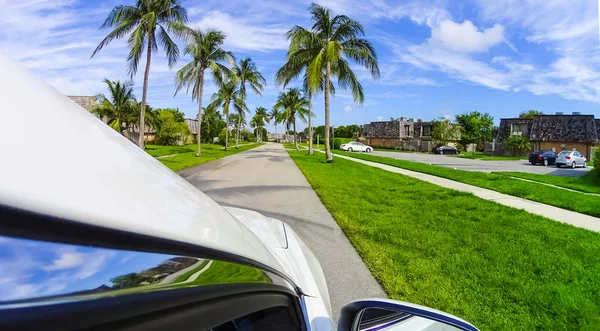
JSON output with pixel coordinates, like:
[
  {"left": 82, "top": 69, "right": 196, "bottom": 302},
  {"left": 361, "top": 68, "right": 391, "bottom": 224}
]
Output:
[
  {"left": 178, "top": 143, "right": 386, "bottom": 321},
  {"left": 370, "top": 150, "right": 591, "bottom": 177}
]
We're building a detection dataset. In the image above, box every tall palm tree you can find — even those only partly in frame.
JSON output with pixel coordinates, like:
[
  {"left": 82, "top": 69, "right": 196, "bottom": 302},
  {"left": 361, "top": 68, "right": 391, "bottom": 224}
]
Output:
[
  {"left": 92, "top": 0, "right": 188, "bottom": 149},
  {"left": 253, "top": 107, "right": 269, "bottom": 142},
  {"left": 207, "top": 77, "right": 247, "bottom": 150},
  {"left": 91, "top": 79, "right": 137, "bottom": 136},
  {"left": 273, "top": 88, "right": 309, "bottom": 151},
  {"left": 230, "top": 58, "right": 266, "bottom": 148},
  {"left": 278, "top": 3, "right": 380, "bottom": 161},
  {"left": 174, "top": 29, "right": 234, "bottom": 156},
  {"left": 269, "top": 108, "right": 282, "bottom": 142},
  {"left": 250, "top": 113, "right": 264, "bottom": 142}
]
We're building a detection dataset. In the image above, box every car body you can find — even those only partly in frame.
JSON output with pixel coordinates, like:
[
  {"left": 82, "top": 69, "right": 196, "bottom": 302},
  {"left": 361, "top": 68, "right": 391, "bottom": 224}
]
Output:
[
  {"left": 555, "top": 150, "right": 587, "bottom": 168},
  {"left": 432, "top": 145, "right": 460, "bottom": 155},
  {"left": 0, "top": 52, "right": 479, "bottom": 330},
  {"left": 528, "top": 150, "right": 556, "bottom": 166},
  {"left": 340, "top": 141, "right": 372, "bottom": 152}
]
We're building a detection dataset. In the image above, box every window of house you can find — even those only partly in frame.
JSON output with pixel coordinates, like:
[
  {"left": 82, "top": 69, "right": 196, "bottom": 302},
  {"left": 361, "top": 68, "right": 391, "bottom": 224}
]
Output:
[
  {"left": 404, "top": 125, "right": 411, "bottom": 136},
  {"left": 423, "top": 125, "right": 431, "bottom": 136},
  {"left": 511, "top": 123, "right": 528, "bottom": 136}
]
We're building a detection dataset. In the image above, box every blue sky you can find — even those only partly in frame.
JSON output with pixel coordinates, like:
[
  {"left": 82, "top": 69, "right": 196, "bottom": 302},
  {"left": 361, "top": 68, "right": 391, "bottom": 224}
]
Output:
[
  {"left": 0, "top": 236, "right": 172, "bottom": 301},
  {"left": 1, "top": 0, "right": 599, "bottom": 131}
]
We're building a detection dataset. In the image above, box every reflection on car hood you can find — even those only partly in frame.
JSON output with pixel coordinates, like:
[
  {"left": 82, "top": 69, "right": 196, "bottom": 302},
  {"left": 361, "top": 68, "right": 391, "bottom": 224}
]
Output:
[{"left": 0, "top": 51, "right": 286, "bottom": 276}]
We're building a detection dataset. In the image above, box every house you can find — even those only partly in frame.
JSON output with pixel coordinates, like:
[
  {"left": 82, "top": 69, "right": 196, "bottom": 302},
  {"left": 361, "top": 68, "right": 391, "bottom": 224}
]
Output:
[
  {"left": 360, "top": 118, "right": 435, "bottom": 151},
  {"left": 267, "top": 133, "right": 287, "bottom": 142},
  {"left": 68, "top": 96, "right": 96, "bottom": 110},
  {"left": 497, "top": 113, "right": 599, "bottom": 159}
]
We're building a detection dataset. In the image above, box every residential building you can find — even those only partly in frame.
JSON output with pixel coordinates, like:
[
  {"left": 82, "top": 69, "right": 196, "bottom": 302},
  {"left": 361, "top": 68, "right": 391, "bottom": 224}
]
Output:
[
  {"left": 360, "top": 118, "right": 434, "bottom": 149},
  {"left": 68, "top": 96, "right": 96, "bottom": 110},
  {"left": 497, "top": 113, "right": 599, "bottom": 159}
]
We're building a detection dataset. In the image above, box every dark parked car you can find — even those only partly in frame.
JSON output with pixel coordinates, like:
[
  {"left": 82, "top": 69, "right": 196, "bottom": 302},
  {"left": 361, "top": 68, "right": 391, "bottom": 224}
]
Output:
[
  {"left": 432, "top": 145, "right": 460, "bottom": 155},
  {"left": 529, "top": 150, "right": 556, "bottom": 166}
]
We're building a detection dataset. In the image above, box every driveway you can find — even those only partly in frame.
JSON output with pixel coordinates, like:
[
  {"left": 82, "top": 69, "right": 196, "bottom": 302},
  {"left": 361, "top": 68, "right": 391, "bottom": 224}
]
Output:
[
  {"left": 370, "top": 150, "right": 591, "bottom": 177},
  {"left": 179, "top": 143, "right": 385, "bottom": 320}
]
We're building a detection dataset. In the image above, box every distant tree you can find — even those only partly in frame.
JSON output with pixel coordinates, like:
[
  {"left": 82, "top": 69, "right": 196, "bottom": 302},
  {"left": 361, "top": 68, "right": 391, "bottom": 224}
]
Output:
[
  {"left": 92, "top": 0, "right": 189, "bottom": 148},
  {"left": 269, "top": 108, "right": 282, "bottom": 140},
  {"left": 519, "top": 110, "right": 543, "bottom": 119},
  {"left": 111, "top": 273, "right": 146, "bottom": 289},
  {"left": 431, "top": 118, "right": 461, "bottom": 146},
  {"left": 175, "top": 29, "right": 234, "bottom": 156},
  {"left": 504, "top": 134, "right": 531, "bottom": 156},
  {"left": 274, "top": 88, "right": 309, "bottom": 150},
  {"left": 456, "top": 111, "right": 494, "bottom": 151},
  {"left": 230, "top": 57, "right": 266, "bottom": 148},
  {"left": 90, "top": 79, "right": 138, "bottom": 135},
  {"left": 201, "top": 106, "right": 226, "bottom": 143},
  {"left": 154, "top": 109, "right": 190, "bottom": 145},
  {"left": 207, "top": 77, "right": 247, "bottom": 150}
]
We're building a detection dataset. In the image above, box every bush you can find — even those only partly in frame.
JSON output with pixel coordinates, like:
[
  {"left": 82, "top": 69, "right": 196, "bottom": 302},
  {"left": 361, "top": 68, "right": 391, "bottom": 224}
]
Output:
[
  {"left": 155, "top": 110, "right": 190, "bottom": 145},
  {"left": 217, "top": 128, "right": 234, "bottom": 146}
]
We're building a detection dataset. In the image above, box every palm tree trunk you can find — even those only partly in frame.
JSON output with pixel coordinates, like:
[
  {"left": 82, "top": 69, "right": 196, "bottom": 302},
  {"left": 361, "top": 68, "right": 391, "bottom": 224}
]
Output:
[
  {"left": 293, "top": 117, "right": 299, "bottom": 151},
  {"left": 138, "top": 35, "right": 153, "bottom": 149},
  {"left": 324, "top": 61, "right": 333, "bottom": 162},
  {"left": 308, "top": 91, "right": 313, "bottom": 155},
  {"left": 236, "top": 116, "right": 240, "bottom": 148},
  {"left": 224, "top": 105, "right": 229, "bottom": 151},
  {"left": 195, "top": 71, "right": 205, "bottom": 156}
]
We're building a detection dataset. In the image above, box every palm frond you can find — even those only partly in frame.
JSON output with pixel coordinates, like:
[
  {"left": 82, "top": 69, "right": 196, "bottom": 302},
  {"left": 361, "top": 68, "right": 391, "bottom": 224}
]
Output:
[
  {"left": 100, "top": 5, "right": 140, "bottom": 29},
  {"left": 91, "top": 19, "right": 139, "bottom": 58},
  {"left": 156, "top": 25, "right": 179, "bottom": 67},
  {"left": 126, "top": 24, "right": 146, "bottom": 78},
  {"left": 334, "top": 58, "right": 364, "bottom": 104}
]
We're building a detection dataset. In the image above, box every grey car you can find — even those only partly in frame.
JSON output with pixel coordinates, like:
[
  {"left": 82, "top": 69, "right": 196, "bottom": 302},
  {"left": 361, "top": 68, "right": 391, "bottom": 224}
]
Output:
[{"left": 555, "top": 150, "right": 587, "bottom": 168}]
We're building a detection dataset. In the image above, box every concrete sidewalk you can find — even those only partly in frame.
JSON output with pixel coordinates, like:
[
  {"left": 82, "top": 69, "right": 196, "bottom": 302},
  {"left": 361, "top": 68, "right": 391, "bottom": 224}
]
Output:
[{"left": 332, "top": 153, "right": 600, "bottom": 233}]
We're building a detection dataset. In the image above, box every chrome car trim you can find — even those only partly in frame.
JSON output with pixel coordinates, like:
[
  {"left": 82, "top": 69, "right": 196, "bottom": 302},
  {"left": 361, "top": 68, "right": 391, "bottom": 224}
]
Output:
[{"left": 0, "top": 234, "right": 286, "bottom": 308}]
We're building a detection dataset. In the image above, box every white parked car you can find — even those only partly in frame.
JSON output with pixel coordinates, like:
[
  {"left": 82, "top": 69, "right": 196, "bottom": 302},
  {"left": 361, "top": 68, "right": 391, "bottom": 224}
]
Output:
[
  {"left": 555, "top": 150, "right": 587, "bottom": 168},
  {"left": 341, "top": 141, "right": 373, "bottom": 152},
  {"left": 0, "top": 52, "right": 479, "bottom": 331}
]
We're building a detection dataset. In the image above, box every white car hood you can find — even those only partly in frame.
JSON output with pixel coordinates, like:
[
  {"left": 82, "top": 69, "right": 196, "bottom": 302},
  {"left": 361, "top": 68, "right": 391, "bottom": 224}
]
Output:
[{"left": 0, "top": 52, "right": 288, "bottom": 279}]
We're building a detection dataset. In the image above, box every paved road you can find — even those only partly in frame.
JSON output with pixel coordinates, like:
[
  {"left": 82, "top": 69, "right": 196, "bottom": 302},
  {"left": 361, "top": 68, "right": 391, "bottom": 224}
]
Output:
[
  {"left": 370, "top": 150, "right": 591, "bottom": 177},
  {"left": 179, "top": 143, "right": 385, "bottom": 320}
]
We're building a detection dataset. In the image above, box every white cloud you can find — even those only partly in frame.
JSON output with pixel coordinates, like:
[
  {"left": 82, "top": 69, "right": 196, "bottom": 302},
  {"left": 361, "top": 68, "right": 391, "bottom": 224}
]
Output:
[
  {"left": 190, "top": 11, "right": 289, "bottom": 51},
  {"left": 430, "top": 20, "right": 504, "bottom": 53},
  {"left": 43, "top": 252, "right": 85, "bottom": 271},
  {"left": 344, "top": 105, "right": 352, "bottom": 113}
]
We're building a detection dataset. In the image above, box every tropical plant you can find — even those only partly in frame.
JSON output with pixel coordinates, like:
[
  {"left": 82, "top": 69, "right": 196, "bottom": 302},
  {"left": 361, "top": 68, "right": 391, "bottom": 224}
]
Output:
[
  {"left": 92, "top": 0, "right": 189, "bottom": 148},
  {"left": 519, "top": 110, "right": 543, "bottom": 119},
  {"left": 251, "top": 107, "right": 269, "bottom": 142},
  {"left": 230, "top": 58, "right": 266, "bottom": 148},
  {"left": 201, "top": 106, "right": 226, "bottom": 143},
  {"left": 269, "top": 108, "right": 282, "bottom": 141},
  {"left": 154, "top": 109, "right": 190, "bottom": 145},
  {"left": 276, "top": 3, "right": 379, "bottom": 161},
  {"left": 207, "top": 77, "right": 247, "bottom": 150},
  {"left": 504, "top": 134, "right": 531, "bottom": 156},
  {"left": 431, "top": 117, "right": 461, "bottom": 147},
  {"left": 273, "top": 88, "right": 310, "bottom": 150},
  {"left": 90, "top": 79, "right": 138, "bottom": 136},
  {"left": 175, "top": 29, "right": 234, "bottom": 155},
  {"left": 456, "top": 111, "right": 494, "bottom": 152}
]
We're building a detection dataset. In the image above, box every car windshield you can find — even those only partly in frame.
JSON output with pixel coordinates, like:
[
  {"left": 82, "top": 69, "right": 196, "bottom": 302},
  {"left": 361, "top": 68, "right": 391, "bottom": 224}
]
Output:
[{"left": 558, "top": 151, "right": 571, "bottom": 155}]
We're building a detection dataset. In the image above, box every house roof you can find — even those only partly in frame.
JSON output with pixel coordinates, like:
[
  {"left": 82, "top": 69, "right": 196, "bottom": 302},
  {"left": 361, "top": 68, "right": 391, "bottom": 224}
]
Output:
[
  {"left": 529, "top": 115, "right": 598, "bottom": 142},
  {"left": 68, "top": 96, "right": 96, "bottom": 110}
]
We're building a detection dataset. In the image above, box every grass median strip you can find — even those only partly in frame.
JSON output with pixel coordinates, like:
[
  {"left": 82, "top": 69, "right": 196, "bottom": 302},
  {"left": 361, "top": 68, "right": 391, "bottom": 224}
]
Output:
[
  {"left": 494, "top": 171, "right": 600, "bottom": 194},
  {"left": 335, "top": 150, "right": 600, "bottom": 217},
  {"left": 452, "top": 152, "right": 524, "bottom": 161},
  {"left": 146, "top": 143, "right": 261, "bottom": 172},
  {"left": 288, "top": 150, "right": 600, "bottom": 330}
]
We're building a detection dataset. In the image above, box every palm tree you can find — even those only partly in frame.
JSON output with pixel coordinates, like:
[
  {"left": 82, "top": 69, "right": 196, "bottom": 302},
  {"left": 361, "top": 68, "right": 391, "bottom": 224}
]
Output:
[
  {"left": 201, "top": 106, "right": 222, "bottom": 143},
  {"left": 230, "top": 58, "right": 266, "bottom": 148},
  {"left": 250, "top": 114, "right": 263, "bottom": 142},
  {"left": 207, "top": 78, "right": 247, "bottom": 150},
  {"left": 278, "top": 3, "right": 379, "bottom": 161},
  {"left": 253, "top": 107, "right": 269, "bottom": 142},
  {"left": 273, "top": 88, "right": 309, "bottom": 150},
  {"left": 174, "top": 29, "right": 234, "bottom": 156},
  {"left": 91, "top": 79, "right": 138, "bottom": 136},
  {"left": 269, "top": 108, "right": 282, "bottom": 142},
  {"left": 92, "top": 0, "right": 188, "bottom": 149}
]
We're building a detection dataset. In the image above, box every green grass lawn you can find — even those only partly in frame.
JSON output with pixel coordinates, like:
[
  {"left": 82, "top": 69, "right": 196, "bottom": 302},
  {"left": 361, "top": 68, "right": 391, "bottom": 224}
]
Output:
[
  {"left": 452, "top": 152, "right": 525, "bottom": 161},
  {"left": 495, "top": 171, "right": 600, "bottom": 194},
  {"left": 335, "top": 151, "right": 600, "bottom": 217},
  {"left": 288, "top": 150, "right": 600, "bottom": 330},
  {"left": 146, "top": 143, "right": 261, "bottom": 172},
  {"left": 172, "top": 259, "right": 210, "bottom": 283}
]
